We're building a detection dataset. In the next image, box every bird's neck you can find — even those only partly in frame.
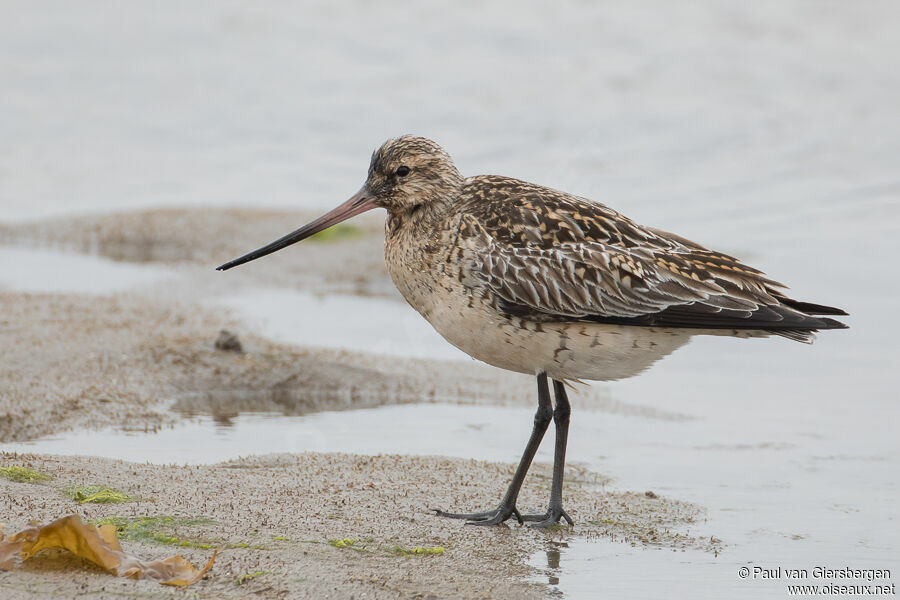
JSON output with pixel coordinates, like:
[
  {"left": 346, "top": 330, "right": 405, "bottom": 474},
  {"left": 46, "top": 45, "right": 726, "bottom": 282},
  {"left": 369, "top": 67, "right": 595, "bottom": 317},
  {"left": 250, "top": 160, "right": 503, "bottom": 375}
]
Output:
[
  {"left": 383, "top": 204, "right": 459, "bottom": 324},
  {"left": 383, "top": 195, "right": 459, "bottom": 277},
  {"left": 385, "top": 196, "right": 453, "bottom": 240}
]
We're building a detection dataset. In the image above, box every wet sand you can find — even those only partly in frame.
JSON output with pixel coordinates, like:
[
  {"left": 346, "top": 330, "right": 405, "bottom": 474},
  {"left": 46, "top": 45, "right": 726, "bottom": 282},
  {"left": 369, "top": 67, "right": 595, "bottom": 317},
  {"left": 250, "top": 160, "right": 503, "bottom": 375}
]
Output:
[
  {"left": 0, "top": 452, "right": 711, "bottom": 600},
  {"left": 0, "top": 289, "right": 536, "bottom": 443},
  {"left": 0, "top": 209, "right": 715, "bottom": 598}
]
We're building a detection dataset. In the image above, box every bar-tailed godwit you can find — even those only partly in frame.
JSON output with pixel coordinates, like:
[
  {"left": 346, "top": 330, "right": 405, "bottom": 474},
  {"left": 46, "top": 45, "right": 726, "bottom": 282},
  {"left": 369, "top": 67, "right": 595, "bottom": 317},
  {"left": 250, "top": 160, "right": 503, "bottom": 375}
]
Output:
[{"left": 218, "top": 136, "right": 848, "bottom": 527}]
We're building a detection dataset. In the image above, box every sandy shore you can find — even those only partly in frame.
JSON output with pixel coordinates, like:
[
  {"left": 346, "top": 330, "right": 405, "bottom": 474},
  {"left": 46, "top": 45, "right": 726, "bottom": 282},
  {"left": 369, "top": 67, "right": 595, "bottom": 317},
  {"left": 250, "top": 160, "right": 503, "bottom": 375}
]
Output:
[
  {"left": 0, "top": 451, "right": 713, "bottom": 600},
  {"left": 1, "top": 209, "right": 716, "bottom": 598}
]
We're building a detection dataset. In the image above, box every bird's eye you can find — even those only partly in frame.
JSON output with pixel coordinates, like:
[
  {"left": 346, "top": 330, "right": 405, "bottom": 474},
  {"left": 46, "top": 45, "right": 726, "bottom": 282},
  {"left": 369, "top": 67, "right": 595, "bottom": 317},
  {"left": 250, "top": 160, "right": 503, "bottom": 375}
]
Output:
[{"left": 396, "top": 166, "right": 410, "bottom": 177}]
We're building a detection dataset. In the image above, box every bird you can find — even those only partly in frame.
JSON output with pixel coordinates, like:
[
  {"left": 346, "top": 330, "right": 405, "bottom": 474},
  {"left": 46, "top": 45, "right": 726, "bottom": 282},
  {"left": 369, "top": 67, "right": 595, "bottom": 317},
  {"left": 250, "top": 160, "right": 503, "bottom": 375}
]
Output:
[{"left": 217, "top": 136, "right": 848, "bottom": 528}]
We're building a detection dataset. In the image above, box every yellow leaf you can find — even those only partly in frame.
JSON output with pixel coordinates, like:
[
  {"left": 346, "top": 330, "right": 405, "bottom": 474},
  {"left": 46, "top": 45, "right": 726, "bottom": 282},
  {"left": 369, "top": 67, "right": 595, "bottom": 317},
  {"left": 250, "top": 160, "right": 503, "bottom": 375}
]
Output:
[{"left": 0, "top": 514, "right": 215, "bottom": 586}]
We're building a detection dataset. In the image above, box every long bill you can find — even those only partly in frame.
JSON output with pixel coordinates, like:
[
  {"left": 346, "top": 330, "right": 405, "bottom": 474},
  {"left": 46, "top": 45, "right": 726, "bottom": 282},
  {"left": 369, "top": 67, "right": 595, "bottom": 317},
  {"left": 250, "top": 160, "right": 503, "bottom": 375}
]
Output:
[{"left": 216, "top": 187, "right": 376, "bottom": 271}]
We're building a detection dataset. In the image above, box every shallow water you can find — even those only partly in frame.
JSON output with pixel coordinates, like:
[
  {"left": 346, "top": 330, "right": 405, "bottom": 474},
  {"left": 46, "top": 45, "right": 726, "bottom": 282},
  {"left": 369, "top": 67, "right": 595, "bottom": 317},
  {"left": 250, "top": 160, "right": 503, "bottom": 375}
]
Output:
[
  {"left": 3, "top": 2, "right": 900, "bottom": 598},
  {"left": 0, "top": 247, "right": 172, "bottom": 294},
  {"left": 3, "top": 396, "right": 897, "bottom": 598}
]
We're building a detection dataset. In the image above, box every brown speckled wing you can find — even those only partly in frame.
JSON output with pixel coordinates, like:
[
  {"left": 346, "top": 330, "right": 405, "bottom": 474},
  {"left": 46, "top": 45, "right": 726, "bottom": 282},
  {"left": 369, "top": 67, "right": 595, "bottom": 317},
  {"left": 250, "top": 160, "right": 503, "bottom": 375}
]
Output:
[{"left": 456, "top": 176, "right": 847, "bottom": 338}]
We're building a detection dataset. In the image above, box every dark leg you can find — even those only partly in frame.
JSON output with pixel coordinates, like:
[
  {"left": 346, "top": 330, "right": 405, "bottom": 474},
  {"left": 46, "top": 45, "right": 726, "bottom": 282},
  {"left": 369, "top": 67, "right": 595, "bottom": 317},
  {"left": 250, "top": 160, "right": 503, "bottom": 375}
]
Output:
[
  {"left": 522, "top": 379, "right": 574, "bottom": 527},
  {"left": 434, "top": 372, "right": 553, "bottom": 526}
]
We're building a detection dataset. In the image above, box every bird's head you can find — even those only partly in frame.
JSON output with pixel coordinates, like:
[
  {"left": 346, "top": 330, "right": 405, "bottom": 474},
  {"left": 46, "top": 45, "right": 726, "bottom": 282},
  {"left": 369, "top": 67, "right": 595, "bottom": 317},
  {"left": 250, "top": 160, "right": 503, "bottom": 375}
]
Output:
[
  {"left": 365, "top": 135, "right": 463, "bottom": 213},
  {"left": 216, "top": 135, "right": 461, "bottom": 271}
]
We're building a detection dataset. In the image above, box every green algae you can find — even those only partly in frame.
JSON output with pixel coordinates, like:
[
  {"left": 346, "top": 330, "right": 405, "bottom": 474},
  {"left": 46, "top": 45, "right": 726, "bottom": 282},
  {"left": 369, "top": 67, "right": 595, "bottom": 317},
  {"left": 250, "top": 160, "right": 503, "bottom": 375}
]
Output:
[
  {"left": 327, "top": 537, "right": 375, "bottom": 554},
  {"left": 236, "top": 570, "right": 270, "bottom": 585},
  {"left": 93, "top": 516, "right": 217, "bottom": 549},
  {"left": 63, "top": 484, "right": 140, "bottom": 504},
  {"left": 0, "top": 466, "right": 51, "bottom": 483},
  {"left": 392, "top": 545, "right": 445, "bottom": 556},
  {"left": 326, "top": 537, "right": 444, "bottom": 557}
]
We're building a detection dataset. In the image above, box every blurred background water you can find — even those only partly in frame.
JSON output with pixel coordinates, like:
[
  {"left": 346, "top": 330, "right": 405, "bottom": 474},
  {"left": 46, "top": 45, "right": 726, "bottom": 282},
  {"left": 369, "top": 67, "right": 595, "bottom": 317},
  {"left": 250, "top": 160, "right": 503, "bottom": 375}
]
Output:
[{"left": 2, "top": 1, "right": 899, "bottom": 598}]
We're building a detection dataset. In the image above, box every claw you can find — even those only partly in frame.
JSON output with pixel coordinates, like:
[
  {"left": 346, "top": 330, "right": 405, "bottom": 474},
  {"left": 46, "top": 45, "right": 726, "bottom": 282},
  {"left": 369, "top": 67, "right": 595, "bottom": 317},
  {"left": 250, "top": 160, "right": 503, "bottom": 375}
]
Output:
[
  {"left": 434, "top": 505, "right": 523, "bottom": 526},
  {"left": 433, "top": 508, "right": 497, "bottom": 520},
  {"left": 521, "top": 506, "right": 574, "bottom": 528}
]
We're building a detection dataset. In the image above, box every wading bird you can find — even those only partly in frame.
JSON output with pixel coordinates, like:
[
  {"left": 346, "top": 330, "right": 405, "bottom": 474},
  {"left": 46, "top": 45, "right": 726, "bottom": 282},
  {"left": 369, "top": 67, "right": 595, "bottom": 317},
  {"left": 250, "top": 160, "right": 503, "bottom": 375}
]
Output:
[{"left": 218, "top": 136, "right": 847, "bottom": 527}]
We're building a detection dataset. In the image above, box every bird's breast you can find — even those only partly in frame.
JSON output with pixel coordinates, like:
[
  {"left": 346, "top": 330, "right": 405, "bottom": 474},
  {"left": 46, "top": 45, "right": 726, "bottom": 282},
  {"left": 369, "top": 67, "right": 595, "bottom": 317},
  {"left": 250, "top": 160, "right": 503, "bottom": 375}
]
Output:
[{"left": 384, "top": 223, "right": 446, "bottom": 321}]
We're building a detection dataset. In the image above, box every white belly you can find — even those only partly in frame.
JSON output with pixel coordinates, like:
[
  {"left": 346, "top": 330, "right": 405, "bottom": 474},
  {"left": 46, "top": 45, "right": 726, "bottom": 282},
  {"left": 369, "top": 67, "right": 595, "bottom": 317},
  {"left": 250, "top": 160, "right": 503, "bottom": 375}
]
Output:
[{"left": 402, "top": 275, "right": 693, "bottom": 382}]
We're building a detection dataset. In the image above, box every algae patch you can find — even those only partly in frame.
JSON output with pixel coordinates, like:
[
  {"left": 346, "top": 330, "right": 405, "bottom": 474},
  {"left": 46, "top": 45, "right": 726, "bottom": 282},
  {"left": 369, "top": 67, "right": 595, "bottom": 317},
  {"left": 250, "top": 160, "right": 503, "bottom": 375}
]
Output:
[
  {"left": 236, "top": 570, "right": 270, "bottom": 585},
  {"left": 393, "top": 545, "right": 445, "bottom": 556},
  {"left": 0, "top": 466, "right": 52, "bottom": 483},
  {"left": 63, "top": 484, "right": 140, "bottom": 504},
  {"left": 93, "top": 516, "right": 217, "bottom": 549},
  {"left": 327, "top": 537, "right": 444, "bottom": 557},
  {"left": 327, "top": 537, "right": 377, "bottom": 554}
]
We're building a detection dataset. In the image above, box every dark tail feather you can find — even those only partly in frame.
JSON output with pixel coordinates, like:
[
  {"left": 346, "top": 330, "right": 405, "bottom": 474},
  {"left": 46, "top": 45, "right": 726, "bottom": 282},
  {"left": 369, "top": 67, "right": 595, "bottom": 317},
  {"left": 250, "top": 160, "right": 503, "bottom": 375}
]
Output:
[
  {"left": 577, "top": 304, "right": 849, "bottom": 334},
  {"left": 769, "top": 297, "right": 848, "bottom": 342},
  {"left": 508, "top": 293, "right": 849, "bottom": 344},
  {"left": 774, "top": 296, "right": 849, "bottom": 316},
  {"left": 773, "top": 316, "right": 847, "bottom": 343},
  {"left": 811, "top": 316, "right": 849, "bottom": 330}
]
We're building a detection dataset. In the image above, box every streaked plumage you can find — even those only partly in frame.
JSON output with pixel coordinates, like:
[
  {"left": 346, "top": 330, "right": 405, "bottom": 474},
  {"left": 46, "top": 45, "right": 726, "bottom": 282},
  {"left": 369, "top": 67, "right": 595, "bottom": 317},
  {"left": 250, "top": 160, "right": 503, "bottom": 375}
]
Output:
[
  {"left": 454, "top": 175, "right": 846, "bottom": 343},
  {"left": 218, "top": 135, "right": 848, "bottom": 527},
  {"left": 370, "top": 138, "right": 846, "bottom": 383}
]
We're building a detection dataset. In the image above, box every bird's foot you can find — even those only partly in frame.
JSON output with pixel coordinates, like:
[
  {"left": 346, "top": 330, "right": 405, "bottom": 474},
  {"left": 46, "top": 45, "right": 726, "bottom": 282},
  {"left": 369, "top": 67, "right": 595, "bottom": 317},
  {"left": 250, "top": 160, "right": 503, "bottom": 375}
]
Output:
[
  {"left": 521, "top": 505, "right": 574, "bottom": 528},
  {"left": 433, "top": 505, "right": 523, "bottom": 526}
]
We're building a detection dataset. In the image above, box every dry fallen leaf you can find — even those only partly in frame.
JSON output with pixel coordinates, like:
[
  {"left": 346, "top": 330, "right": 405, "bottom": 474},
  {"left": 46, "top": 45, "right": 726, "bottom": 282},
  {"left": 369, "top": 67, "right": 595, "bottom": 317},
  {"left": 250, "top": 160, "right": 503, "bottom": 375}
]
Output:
[{"left": 0, "top": 514, "right": 215, "bottom": 586}]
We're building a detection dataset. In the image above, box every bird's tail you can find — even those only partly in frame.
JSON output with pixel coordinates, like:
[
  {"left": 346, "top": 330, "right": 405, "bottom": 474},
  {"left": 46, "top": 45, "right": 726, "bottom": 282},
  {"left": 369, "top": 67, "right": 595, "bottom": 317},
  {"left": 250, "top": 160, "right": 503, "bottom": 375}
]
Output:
[{"left": 768, "top": 296, "right": 848, "bottom": 343}]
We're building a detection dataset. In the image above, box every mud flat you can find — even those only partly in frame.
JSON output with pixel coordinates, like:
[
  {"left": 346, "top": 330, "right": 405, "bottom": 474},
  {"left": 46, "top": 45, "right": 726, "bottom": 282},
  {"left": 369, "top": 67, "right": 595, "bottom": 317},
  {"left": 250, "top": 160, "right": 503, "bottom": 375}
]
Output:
[{"left": 0, "top": 452, "right": 713, "bottom": 600}]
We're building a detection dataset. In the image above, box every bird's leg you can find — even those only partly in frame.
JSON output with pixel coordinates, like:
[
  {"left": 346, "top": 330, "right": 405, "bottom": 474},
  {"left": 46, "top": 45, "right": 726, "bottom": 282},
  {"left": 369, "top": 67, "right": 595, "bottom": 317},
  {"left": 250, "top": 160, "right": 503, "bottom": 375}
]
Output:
[
  {"left": 434, "top": 372, "right": 553, "bottom": 526},
  {"left": 521, "top": 379, "right": 574, "bottom": 527}
]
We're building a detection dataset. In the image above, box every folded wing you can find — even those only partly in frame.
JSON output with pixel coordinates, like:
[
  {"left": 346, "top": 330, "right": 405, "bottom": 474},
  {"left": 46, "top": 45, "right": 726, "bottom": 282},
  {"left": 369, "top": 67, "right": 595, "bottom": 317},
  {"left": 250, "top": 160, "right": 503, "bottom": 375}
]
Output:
[{"left": 458, "top": 213, "right": 847, "bottom": 342}]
